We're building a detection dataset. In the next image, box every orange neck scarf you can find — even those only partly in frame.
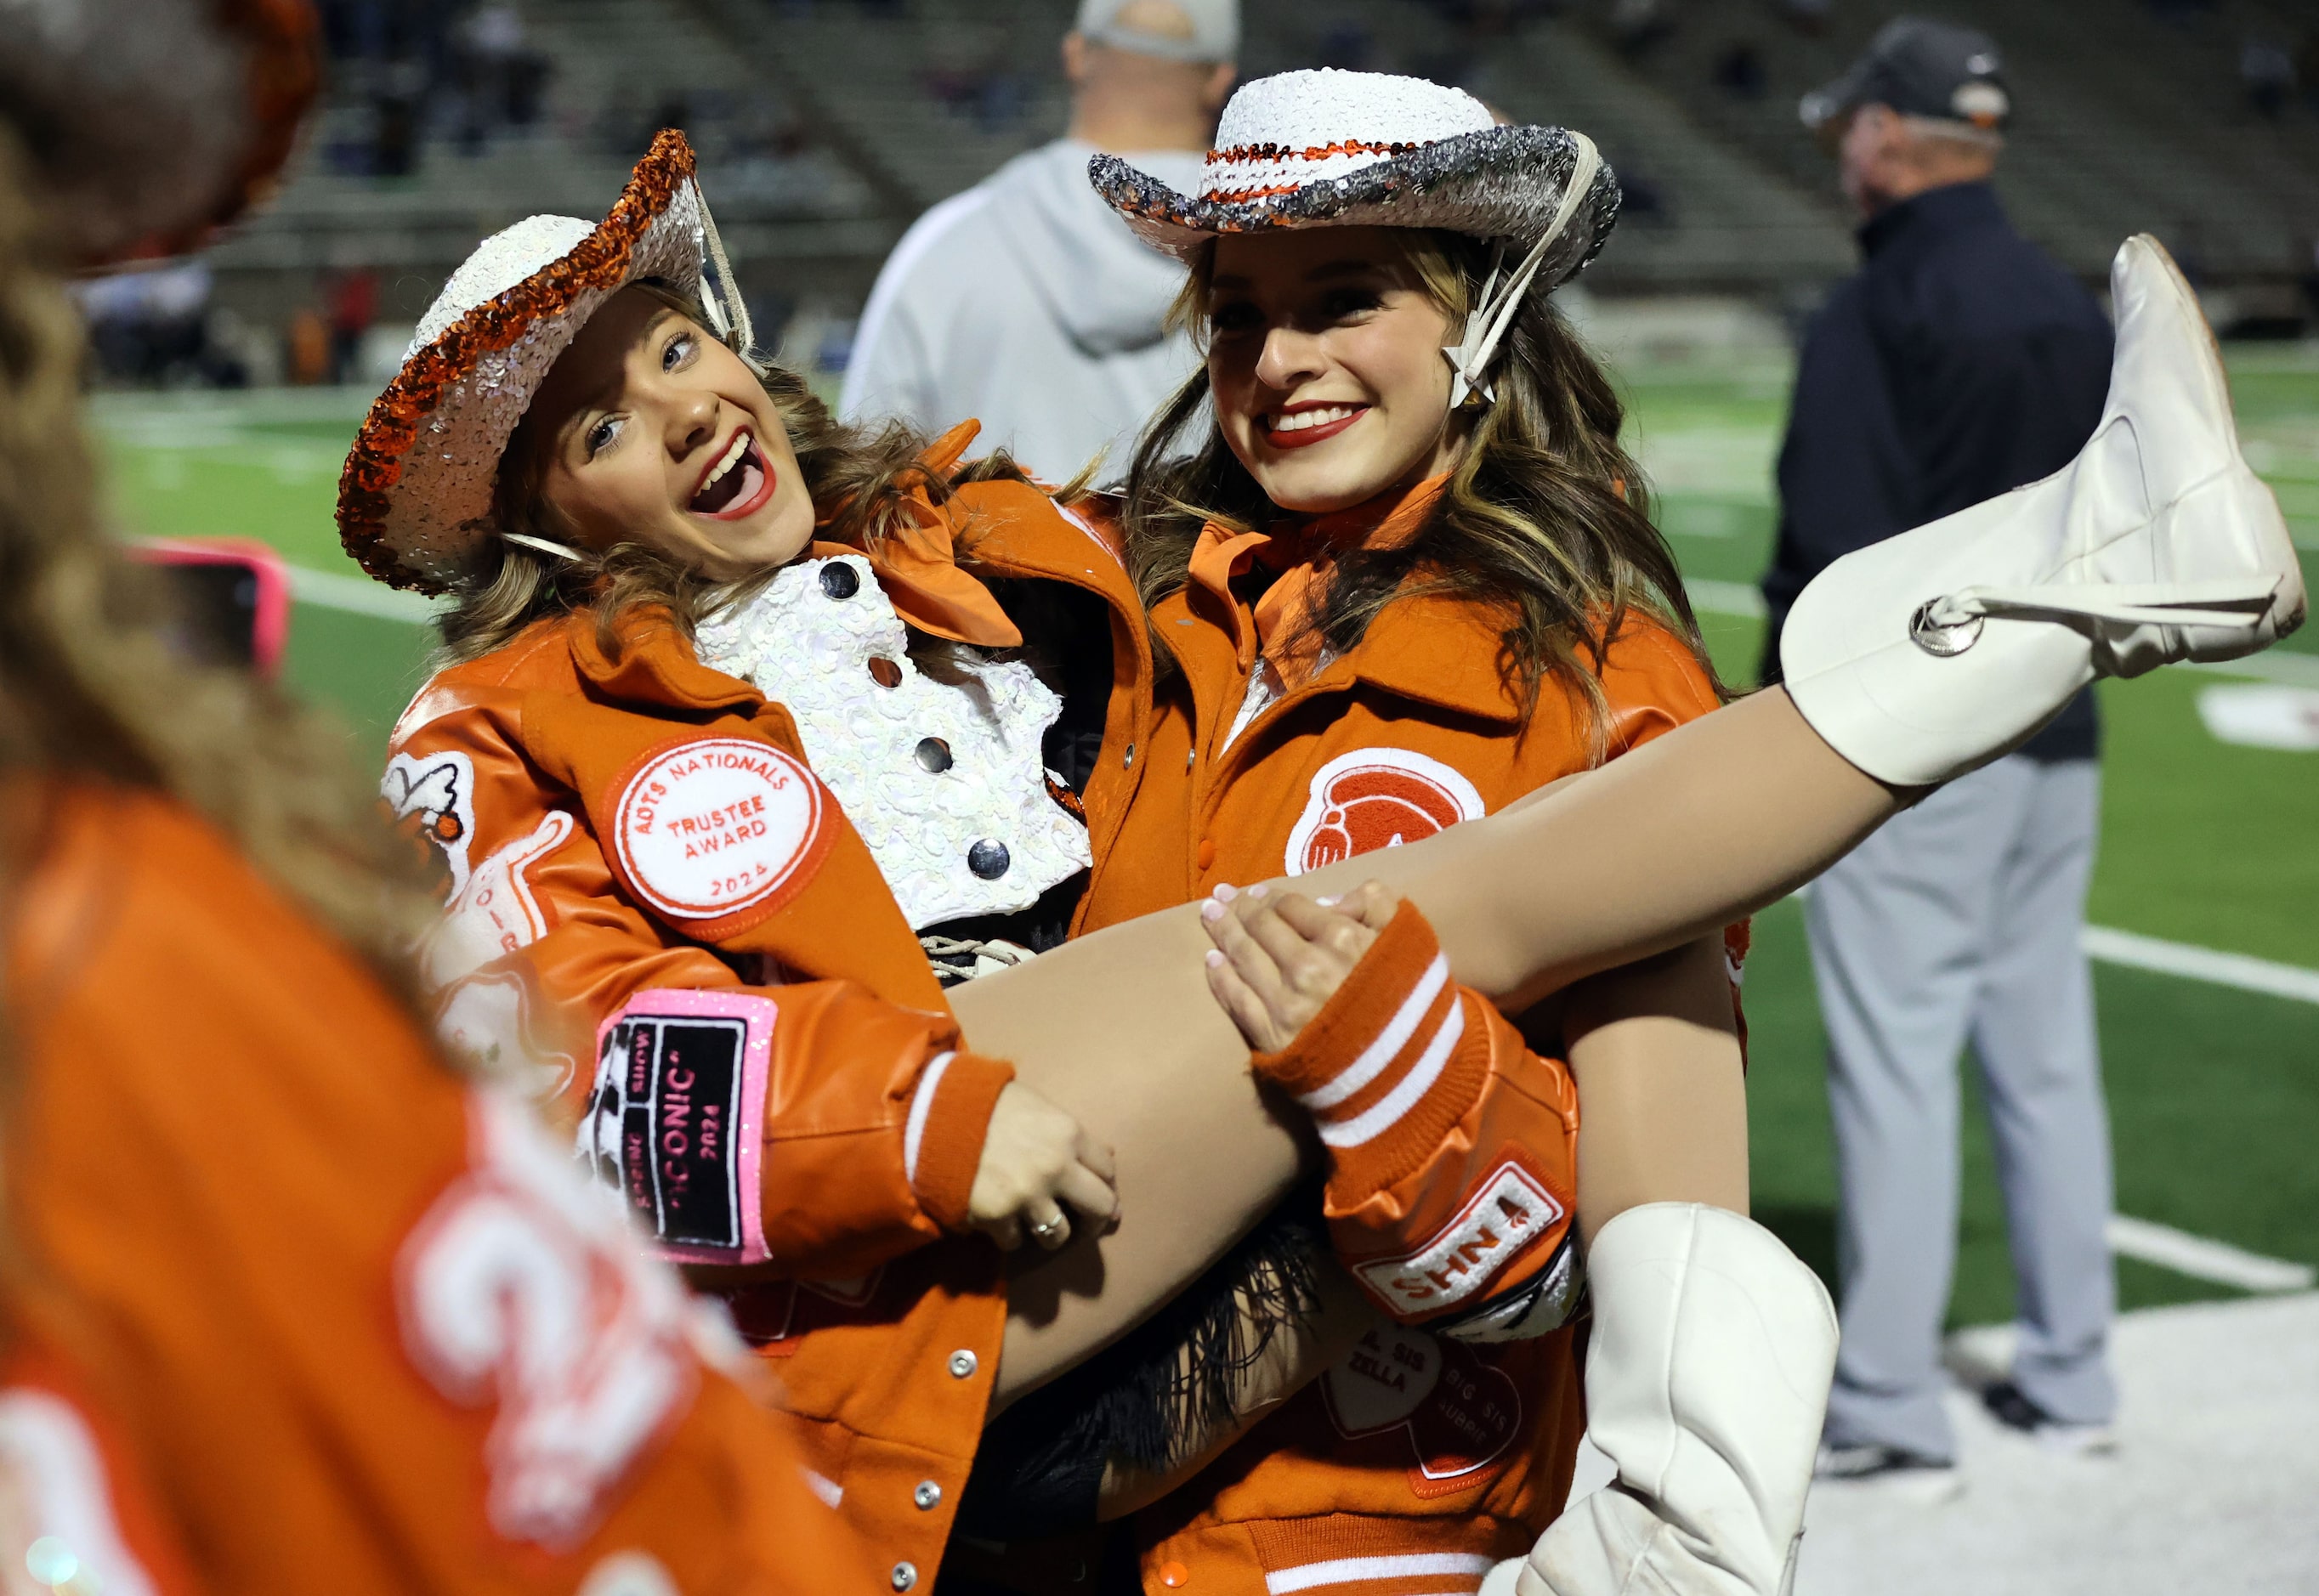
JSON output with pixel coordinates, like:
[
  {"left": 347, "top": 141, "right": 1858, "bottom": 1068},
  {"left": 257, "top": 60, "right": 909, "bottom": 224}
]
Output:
[
  {"left": 812, "top": 420, "right": 1023, "bottom": 650},
  {"left": 1188, "top": 472, "right": 1449, "bottom": 682}
]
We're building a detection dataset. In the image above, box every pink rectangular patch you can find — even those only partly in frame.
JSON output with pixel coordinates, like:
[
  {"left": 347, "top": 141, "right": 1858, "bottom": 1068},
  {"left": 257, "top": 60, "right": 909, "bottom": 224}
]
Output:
[{"left": 585, "top": 988, "right": 776, "bottom": 1265}]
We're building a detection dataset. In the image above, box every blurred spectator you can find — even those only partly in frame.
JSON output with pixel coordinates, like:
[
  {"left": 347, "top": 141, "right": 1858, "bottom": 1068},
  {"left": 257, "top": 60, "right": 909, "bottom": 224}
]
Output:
[
  {"left": 1318, "top": 23, "right": 1375, "bottom": 70},
  {"left": 1712, "top": 40, "right": 1768, "bottom": 99},
  {"left": 74, "top": 263, "right": 247, "bottom": 388},
  {"left": 2240, "top": 37, "right": 2295, "bottom": 119},
  {"left": 1418, "top": 0, "right": 1562, "bottom": 31},
  {"left": 371, "top": 59, "right": 426, "bottom": 177},
  {"left": 327, "top": 268, "right": 381, "bottom": 385},
  {"left": 843, "top": 0, "right": 1236, "bottom": 483},
  {"left": 1778, "top": 0, "right": 1832, "bottom": 37},
  {"left": 1617, "top": 163, "right": 1670, "bottom": 221},
  {"left": 1609, "top": 0, "right": 1675, "bottom": 57},
  {"left": 289, "top": 307, "right": 332, "bottom": 386},
  {"left": 1772, "top": 17, "right": 2122, "bottom": 1493}
]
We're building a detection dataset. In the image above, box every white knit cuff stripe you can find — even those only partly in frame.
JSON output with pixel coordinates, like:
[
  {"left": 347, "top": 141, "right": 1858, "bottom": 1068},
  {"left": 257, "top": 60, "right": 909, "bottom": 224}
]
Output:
[
  {"left": 902, "top": 1050, "right": 955, "bottom": 1186},
  {"left": 1297, "top": 953, "right": 1451, "bottom": 1113},
  {"left": 1262, "top": 1553, "right": 1494, "bottom": 1594},
  {"left": 1319, "top": 997, "right": 1465, "bottom": 1150}
]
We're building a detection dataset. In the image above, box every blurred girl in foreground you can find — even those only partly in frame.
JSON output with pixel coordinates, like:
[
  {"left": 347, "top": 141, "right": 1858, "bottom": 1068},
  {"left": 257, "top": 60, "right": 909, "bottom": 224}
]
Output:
[{"left": 0, "top": 3, "right": 875, "bottom": 1591}]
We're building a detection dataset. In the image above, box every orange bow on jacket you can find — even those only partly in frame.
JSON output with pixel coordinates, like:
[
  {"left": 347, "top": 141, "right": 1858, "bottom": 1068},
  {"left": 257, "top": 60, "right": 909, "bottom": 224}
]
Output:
[{"left": 813, "top": 420, "right": 1024, "bottom": 649}]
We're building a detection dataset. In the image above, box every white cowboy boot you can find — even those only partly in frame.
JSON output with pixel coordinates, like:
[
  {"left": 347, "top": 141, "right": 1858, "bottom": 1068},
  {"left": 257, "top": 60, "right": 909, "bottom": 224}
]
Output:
[
  {"left": 1515, "top": 1205, "right": 1837, "bottom": 1596},
  {"left": 1781, "top": 234, "right": 2305, "bottom": 788}
]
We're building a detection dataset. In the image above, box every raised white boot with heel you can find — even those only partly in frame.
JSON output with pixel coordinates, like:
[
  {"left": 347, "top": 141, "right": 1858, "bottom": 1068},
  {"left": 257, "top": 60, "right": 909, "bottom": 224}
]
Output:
[{"left": 1782, "top": 234, "right": 2305, "bottom": 790}]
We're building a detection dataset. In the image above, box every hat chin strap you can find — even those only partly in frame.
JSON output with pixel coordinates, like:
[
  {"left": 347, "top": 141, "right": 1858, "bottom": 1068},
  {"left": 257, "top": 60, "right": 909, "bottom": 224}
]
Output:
[
  {"left": 1443, "top": 132, "right": 1602, "bottom": 410},
  {"left": 695, "top": 188, "right": 757, "bottom": 364},
  {"left": 502, "top": 532, "right": 587, "bottom": 563}
]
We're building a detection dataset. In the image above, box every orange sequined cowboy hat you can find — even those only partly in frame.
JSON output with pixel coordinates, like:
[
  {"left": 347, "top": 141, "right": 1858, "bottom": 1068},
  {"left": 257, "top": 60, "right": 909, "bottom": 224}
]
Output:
[
  {"left": 337, "top": 130, "right": 754, "bottom": 595},
  {"left": 0, "top": 0, "right": 320, "bottom": 268}
]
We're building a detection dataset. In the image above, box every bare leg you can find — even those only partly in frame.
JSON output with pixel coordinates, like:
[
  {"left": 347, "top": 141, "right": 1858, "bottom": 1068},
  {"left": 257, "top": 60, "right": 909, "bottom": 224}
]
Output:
[{"left": 953, "top": 688, "right": 1897, "bottom": 1401}]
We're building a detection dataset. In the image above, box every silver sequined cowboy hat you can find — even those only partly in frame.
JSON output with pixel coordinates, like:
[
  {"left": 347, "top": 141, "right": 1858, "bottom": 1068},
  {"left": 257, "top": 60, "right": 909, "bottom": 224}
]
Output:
[
  {"left": 1091, "top": 69, "right": 1620, "bottom": 402},
  {"left": 0, "top": 0, "right": 320, "bottom": 266},
  {"left": 337, "top": 130, "right": 755, "bottom": 594},
  {"left": 1092, "top": 70, "right": 1619, "bottom": 269}
]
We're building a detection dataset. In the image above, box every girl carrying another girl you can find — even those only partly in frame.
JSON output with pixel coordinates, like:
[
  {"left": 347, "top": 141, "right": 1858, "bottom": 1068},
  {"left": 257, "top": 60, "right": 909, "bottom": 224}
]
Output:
[
  {"left": 342, "top": 105, "right": 2298, "bottom": 1596},
  {"left": 1067, "top": 67, "right": 2303, "bottom": 1595},
  {"left": 1057, "top": 68, "right": 1747, "bottom": 1594}
]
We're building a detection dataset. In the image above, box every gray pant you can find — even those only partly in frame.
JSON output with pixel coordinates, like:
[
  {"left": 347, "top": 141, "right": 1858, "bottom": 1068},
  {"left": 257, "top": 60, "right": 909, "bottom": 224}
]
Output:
[{"left": 1806, "top": 754, "right": 2118, "bottom": 1459}]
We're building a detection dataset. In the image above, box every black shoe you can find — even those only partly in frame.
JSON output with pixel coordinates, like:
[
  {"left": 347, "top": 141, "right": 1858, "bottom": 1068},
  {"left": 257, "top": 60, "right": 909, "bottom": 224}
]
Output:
[
  {"left": 1982, "top": 1380, "right": 2117, "bottom": 1454},
  {"left": 1813, "top": 1442, "right": 1964, "bottom": 1501}
]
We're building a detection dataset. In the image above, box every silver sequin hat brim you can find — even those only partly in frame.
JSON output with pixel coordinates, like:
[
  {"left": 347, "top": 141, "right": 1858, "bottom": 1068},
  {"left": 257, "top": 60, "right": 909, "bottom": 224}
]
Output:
[{"left": 1090, "top": 123, "right": 1622, "bottom": 289}]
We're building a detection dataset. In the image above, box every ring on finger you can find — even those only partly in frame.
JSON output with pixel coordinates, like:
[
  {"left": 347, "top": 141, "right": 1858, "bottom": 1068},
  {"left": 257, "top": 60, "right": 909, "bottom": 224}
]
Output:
[{"left": 1029, "top": 1213, "right": 1069, "bottom": 1242}]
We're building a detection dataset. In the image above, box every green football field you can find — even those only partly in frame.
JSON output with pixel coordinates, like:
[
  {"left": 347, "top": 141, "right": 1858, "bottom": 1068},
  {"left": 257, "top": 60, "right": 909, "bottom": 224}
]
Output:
[{"left": 88, "top": 349, "right": 2319, "bottom": 1326}]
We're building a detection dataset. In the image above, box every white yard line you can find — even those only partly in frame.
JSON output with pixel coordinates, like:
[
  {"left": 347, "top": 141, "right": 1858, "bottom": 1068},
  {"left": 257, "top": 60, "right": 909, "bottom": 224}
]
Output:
[
  {"left": 286, "top": 564, "right": 441, "bottom": 624},
  {"left": 2105, "top": 1214, "right": 2316, "bottom": 1294},
  {"left": 2080, "top": 925, "right": 2319, "bottom": 1005},
  {"left": 1683, "top": 577, "right": 1768, "bottom": 618}
]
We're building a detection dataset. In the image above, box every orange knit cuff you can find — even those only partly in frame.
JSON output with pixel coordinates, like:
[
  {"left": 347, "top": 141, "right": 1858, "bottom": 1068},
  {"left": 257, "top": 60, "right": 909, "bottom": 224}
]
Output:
[
  {"left": 1250, "top": 902, "right": 1490, "bottom": 1192},
  {"left": 903, "top": 1050, "right": 1016, "bottom": 1233}
]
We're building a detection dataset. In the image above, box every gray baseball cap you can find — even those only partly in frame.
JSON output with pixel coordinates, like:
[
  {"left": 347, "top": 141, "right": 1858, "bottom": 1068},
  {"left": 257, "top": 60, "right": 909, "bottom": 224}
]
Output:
[
  {"left": 1800, "top": 16, "right": 2010, "bottom": 132},
  {"left": 1075, "top": 0, "right": 1239, "bottom": 63}
]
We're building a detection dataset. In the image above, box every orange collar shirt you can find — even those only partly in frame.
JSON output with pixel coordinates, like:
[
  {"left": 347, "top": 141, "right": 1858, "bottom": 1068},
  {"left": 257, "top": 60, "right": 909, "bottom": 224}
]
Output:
[{"left": 1073, "top": 480, "right": 1729, "bottom": 1596}]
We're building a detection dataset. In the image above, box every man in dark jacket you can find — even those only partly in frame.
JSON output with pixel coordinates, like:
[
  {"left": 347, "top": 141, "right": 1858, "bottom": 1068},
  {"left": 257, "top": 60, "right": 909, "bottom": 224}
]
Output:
[{"left": 1761, "top": 17, "right": 2120, "bottom": 1492}]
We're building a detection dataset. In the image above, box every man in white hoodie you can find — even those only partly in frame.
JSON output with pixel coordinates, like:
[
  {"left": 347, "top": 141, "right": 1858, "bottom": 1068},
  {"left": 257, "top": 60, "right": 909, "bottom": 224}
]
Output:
[{"left": 840, "top": 0, "right": 1235, "bottom": 484}]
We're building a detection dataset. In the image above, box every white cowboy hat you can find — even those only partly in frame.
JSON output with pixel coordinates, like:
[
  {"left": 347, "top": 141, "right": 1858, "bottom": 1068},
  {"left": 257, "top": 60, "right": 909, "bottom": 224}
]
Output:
[
  {"left": 338, "top": 131, "right": 753, "bottom": 594},
  {"left": 1091, "top": 69, "right": 1619, "bottom": 403},
  {"left": 0, "top": 0, "right": 320, "bottom": 266}
]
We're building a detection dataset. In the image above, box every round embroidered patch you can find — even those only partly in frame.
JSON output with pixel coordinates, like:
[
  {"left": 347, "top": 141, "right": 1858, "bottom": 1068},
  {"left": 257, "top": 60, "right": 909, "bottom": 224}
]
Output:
[
  {"left": 1284, "top": 747, "right": 1488, "bottom": 875},
  {"left": 613, "top": 739, "right": 827, "bottom": 923}
]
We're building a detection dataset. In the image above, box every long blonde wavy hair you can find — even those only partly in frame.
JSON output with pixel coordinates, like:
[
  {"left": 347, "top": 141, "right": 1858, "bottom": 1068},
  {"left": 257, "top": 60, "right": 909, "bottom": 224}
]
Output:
[
  {"left": 0, "top": 127, "right": 428, "bottom": 980},
  {"left": 1123, "top": 229, "right": 1725, "bottom": 759}
]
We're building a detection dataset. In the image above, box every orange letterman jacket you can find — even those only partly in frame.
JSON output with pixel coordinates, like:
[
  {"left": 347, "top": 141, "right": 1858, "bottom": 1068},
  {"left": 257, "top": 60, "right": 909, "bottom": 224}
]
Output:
[
  {"left": 385, "top": 471, "right": 1151, "bottom": 1593},
  {"left": 1071, "top": 483, "right": 1732, "bottom": 1596}
]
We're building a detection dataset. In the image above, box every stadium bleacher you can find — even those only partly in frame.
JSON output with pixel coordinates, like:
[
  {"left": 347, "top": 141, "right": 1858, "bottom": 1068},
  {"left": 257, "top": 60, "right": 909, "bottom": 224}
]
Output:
[
  {"left": 1619, "top": 0, "right": 2319, "bottom": 286},
  {"left": 204, "top": 0, "right": 2319, "bottom": 352}
]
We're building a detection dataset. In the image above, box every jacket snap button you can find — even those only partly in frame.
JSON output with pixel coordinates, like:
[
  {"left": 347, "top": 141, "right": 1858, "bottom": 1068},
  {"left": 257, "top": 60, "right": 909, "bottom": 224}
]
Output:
[
  {"left": 819, "top": 563, "right": 859, "bottom": 600},
  {"left": 869, "top": 656, "right": 904, "bottom": 688},
  {"left": 1185, "top": 747, "right": 1194, "bottom": 772},
  {"left": 1123, "top": 742, "right": 1137, "bottom": 769},
  {"left": 1160, "top": 1561, "right": 1189, "bottom": 1588},
  {"left": 916, "top": 737, "right": 953, "bottom": 773},
  {"left": 892, "top": 1562, "right": 918, "bottom": 1591},
  {"left": 914, "top": 1480, "right": 941, "bottom": 1510},
  {"left": 967, "top": 839, "right": 1011, "bottom": 880},
  {"left": 948, "top": 1349, "right": 978, "bottom": 1378},
  {"left": 1196, "top": 838, "right": 1216, "bottom": 870}
]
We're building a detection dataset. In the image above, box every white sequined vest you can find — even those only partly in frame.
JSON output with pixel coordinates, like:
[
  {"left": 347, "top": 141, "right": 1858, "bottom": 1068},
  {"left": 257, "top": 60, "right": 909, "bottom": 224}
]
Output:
[{"left": 693, "top": 554, "right": 1091, "bottom": 931}]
